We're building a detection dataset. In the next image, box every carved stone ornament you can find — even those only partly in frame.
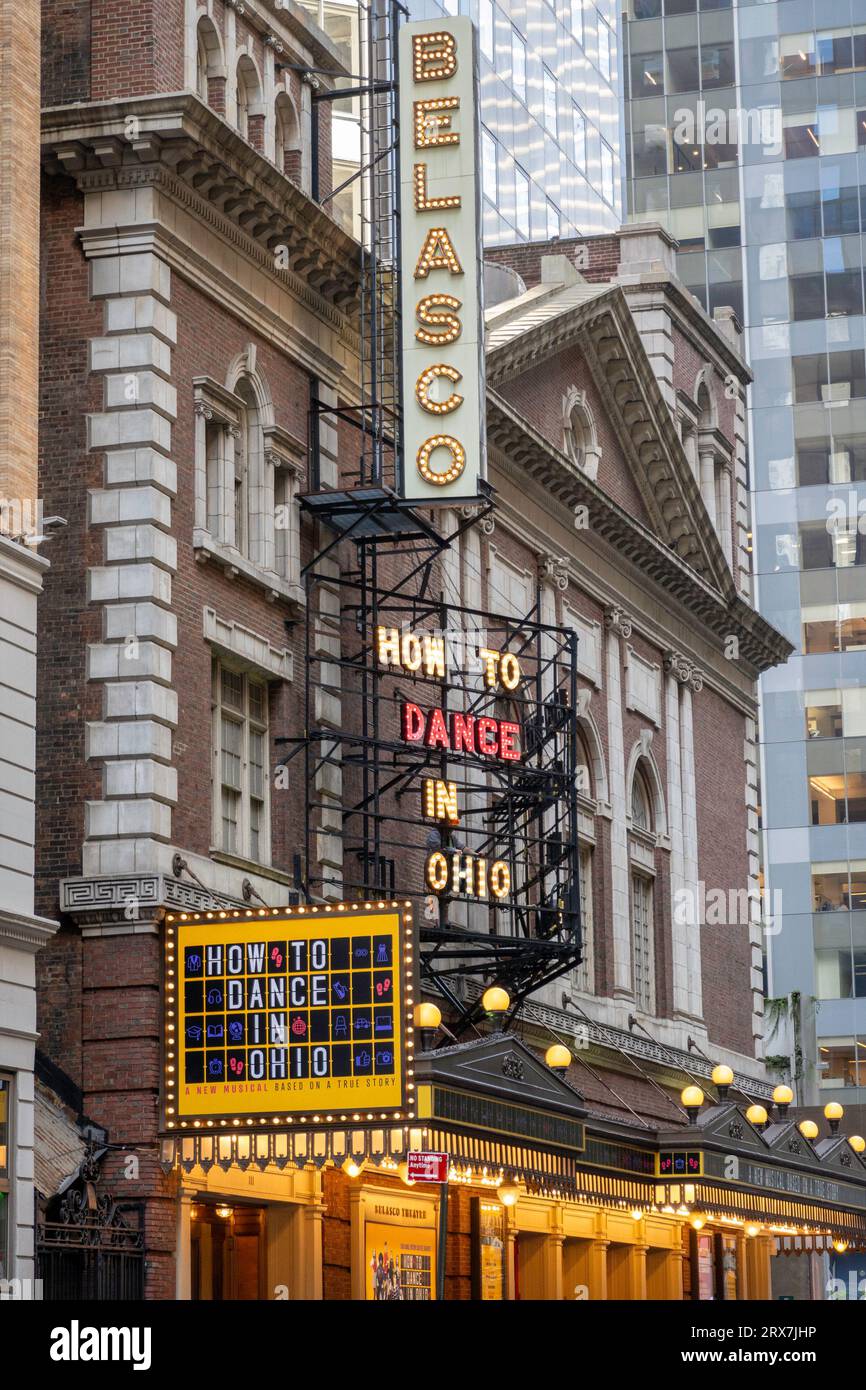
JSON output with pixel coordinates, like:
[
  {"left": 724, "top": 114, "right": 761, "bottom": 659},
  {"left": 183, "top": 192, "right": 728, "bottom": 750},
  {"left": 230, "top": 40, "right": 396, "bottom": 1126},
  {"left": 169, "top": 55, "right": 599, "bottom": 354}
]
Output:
[
  {"left": 459, "top": 503, "right": 495, "bottom": 535},
  {"left": 728, "top": 1121, "right": 744, "bottom": 1140},
  {"left": 501, "top": 1053, "right": 524, "bottom": 1081},
  {"left": 604, "top": 605, "right": 633, "bottom": 639},
  {"left": 539, "top": 553, "right": 569, "bottom": 591},
  {"left": 664, "top": 649, "right": 704, "bottom": 693}
]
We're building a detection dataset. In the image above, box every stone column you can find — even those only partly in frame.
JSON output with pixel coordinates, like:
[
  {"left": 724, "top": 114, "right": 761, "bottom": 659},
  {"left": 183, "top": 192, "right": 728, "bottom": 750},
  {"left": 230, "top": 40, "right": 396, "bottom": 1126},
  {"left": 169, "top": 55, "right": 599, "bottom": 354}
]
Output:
[
  {"left": 176, "top": 1187, "right": 195, "bottom": 1299},
  {"left": 587, "top": 1236, "right": 609, "bottom": 1301},
  {"left": 667, "top": 1244, "right": 685, "bottom": 1301},
  {"left": 605, "top": 606, "right": 633, "bottom": 995},
  {"left": 718, "top": 464, "right": 733, "bottom": 567},
  {"left": 699, "top": 449, "right": 717, "bottom": 528},
  {"left": 627, "top": 1240, "right": 648, "bottom": 1301},
  {"left": 300, "top": 1193, "right": 325, "bottom": 1300}
]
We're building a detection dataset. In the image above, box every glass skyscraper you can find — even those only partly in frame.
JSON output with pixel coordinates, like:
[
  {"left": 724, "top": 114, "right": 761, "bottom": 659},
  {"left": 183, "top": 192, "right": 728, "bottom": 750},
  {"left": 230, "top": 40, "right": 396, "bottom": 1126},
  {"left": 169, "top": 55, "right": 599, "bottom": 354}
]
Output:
[
  {"left": 304, "top": 0, "right": 624, "bottom": 240},
  {"left": 624, "top": 0, "right": 866, "bottom": 1104}
]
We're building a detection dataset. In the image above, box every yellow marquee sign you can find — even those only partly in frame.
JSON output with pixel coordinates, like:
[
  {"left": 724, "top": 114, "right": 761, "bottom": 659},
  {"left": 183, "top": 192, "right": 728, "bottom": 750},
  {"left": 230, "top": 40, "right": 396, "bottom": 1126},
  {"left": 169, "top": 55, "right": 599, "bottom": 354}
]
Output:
[
  {"left": 398, "top": 16, "right": 486, "bottom": 502},
  {"left": 163, "top": 903, "right": 414, "bottom": 1127}
]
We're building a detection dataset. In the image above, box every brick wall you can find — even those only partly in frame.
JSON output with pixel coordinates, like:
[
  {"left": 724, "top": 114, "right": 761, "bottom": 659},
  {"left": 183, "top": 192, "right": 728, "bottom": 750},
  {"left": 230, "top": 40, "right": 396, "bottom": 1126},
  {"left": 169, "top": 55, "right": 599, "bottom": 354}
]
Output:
[{"left": 486, "top": 234, "right": 621, "bottom": 289}]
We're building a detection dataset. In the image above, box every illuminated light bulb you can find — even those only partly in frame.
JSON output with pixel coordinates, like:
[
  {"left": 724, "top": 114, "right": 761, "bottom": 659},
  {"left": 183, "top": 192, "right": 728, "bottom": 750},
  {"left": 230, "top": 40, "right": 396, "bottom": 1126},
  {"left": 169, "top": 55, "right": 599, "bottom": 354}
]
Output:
[
  {"left": 630, "top": 1208, "right": 643, "bottom": 1221},
  {"left": 497, "top": 1183, "right": 520, "bottom": 1208},
  {"left": 746, "top": 1104, "right": 768, "bottom": 1129},
  {"left": 848, "top": 1135, "right": 865, "bottom": 1154},
  {"left": 745, "top": 1224, "right": 760, "bottom": 1238},
  {"left": 711, "top": 1063, "right": 734, "bottom": 1099},
  {"left": 482, "top": 985, "right": 510, "bottom": 1015},
  {"left": 690, "top": 1214, "right": 706, "bottom": 1231},
  {"left": 833, "top": 1239, "right": 849, "bottom": 1253},
  {"left": 798, "top": 1119, "right": 819, "bottom": 1141},
  {"left": 824, "top": 1101, "right": 844, "bottom": 1133},
  {"left": 681, "top": 1086, "right": 704, "bottom": 1124},
  {"left": 772, "top": 1084, "right": 794, "bottom": 1115},
  {"left": 545, "top": 1043, "right": 572, "bottom": 1075}
]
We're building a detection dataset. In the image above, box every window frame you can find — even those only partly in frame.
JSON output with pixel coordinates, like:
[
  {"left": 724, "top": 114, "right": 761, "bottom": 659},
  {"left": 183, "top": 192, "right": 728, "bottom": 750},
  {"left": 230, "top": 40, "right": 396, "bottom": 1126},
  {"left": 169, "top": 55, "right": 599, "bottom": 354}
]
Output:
[
  {"left": 631, "top": 871, "right": 656, "bottom": 1014},
  {"left": 212, "top": 659, "right": 272, "bottom": 866},
  {"left": 542, "top": 66, "right": 559, "bottom": 138},
  {"left": 511, "top": 27, "right": 527, "bottom": 103}
]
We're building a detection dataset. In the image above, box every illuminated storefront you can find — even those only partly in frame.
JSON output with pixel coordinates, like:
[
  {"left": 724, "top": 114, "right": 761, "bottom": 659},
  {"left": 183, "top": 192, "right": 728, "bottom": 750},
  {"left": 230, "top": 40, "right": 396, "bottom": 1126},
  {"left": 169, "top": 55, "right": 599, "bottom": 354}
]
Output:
[{"left": 160, "top": 1000, "right": 866, "bottom": 1300}]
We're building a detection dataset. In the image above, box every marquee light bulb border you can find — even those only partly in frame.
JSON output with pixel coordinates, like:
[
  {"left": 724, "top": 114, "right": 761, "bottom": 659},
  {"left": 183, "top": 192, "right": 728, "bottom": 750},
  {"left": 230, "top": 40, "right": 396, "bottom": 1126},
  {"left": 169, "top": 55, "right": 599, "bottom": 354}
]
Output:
[{"left": 161, "top": 900, "right": 416, "bottom": 1134}]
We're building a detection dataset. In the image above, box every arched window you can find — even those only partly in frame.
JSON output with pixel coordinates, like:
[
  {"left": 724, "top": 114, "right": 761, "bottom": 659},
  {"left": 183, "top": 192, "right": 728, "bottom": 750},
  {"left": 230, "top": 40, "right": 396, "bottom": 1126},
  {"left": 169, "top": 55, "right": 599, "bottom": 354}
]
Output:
[
  {"left": 563, "top": 387, "right": 601, "bottom": 480},
  {"left": 195, "top": 16, "right": 223, "bottom": 108},
  {"left": 275, "top": 91, "right": 303, "bottom": 184},
  {"left": 576, "top": 728, "right": 594, "bottom": 800},
  {"left": 631, "top": 765, "right": 653, "bottom": 832},
  {"left": 234, "top": 375, "right": 265, "bottom": 561},
  {"left": 236, "top": 55, "right": 262, "bottom": 145}
]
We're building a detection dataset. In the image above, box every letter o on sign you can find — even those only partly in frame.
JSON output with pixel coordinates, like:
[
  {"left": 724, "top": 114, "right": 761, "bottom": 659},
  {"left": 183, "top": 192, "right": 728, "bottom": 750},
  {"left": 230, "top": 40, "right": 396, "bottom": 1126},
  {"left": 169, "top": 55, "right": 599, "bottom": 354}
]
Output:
[
  {"left": 417, "top": 434, "right": 466, "bottom": 486},
  {"left": 426, "top": 851, "right": 450, "bottom": 892}
]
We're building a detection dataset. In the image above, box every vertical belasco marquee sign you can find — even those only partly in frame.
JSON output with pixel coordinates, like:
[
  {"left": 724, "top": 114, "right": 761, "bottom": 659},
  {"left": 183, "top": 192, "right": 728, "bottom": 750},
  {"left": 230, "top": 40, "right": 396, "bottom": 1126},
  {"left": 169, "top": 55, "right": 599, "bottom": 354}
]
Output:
[{"left": 399, "top": 17, "right": 486, "bottom": 503}]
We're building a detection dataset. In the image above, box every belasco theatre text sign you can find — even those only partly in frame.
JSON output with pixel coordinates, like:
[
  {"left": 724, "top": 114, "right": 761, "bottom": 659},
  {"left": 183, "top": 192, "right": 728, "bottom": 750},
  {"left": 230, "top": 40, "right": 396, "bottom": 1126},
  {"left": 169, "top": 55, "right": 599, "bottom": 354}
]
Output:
[
  {"left": 162, "top": 904, "right": 415, "bottom": 1128},
  {"left": 398, "top": 16, "right": 486, "bottom": 503}
]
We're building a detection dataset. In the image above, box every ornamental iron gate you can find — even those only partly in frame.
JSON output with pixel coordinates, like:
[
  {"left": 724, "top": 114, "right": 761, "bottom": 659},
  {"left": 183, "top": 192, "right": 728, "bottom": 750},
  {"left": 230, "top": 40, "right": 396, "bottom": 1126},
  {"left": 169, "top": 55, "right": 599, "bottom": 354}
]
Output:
[{"left": 37, "top": 1146, "right": 144, "bottom": 1301}]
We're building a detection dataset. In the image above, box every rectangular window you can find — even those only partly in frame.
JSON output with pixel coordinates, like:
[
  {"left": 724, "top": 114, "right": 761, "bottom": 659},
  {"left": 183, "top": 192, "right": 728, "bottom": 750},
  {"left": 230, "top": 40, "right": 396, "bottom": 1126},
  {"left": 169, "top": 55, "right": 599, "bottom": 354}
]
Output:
[
  {"left": 543, "top": 67, "right": 558, "bottom": 137},
  {"left": 482, "top": 127, "right": 497, "bottom": 203},
  {"left": 570, "top": 0, "right": 584, "bottom": 47},
  {"left": 515, "top": 166, "right": 530, "bottom": 238},
  {"left": 511, "top": 28, "right": 526, "bottom": 102},
  {"left": 573, "top": 106, "right": 587, "bottom": 170},
  {"left": 597, "top": 16, "right": 612, "bottom": 82},
  {"left": 480, "top": 0, "right": 494, "bottom": 62},
  {"left": 802, "top": 602, "right": 866, "bottom": 655},
  {"left": 574, "top": 846, "right": 594, "bottom": 992},
  {"left": 631, "top": 874, "right": 655, "bottom": 1013},
  {"left": 600, "top": 140, "right": 615, "bottom": 206},
  {"left": 213, "top": 661, "right": 270, "bottom": 863}
]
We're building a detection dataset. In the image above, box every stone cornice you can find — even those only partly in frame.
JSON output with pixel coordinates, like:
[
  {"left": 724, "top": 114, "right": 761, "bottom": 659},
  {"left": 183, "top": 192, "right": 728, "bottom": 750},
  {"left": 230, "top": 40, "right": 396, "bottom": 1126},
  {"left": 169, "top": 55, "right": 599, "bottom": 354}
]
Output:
[
  {"left": 0, "top": 908, "right": 60, "bottom": 954},
  {"left": 0, "top": 532, "right": 49, "bottom": 592},
  {"left": 41, "top": 93, "right": 361, "bottom": 318},
  {"left": 486, "top": 393, "right": 792, "bottom": 674},
  {"left": 486, "top": 287, "right": 735, "bottom": 595}
]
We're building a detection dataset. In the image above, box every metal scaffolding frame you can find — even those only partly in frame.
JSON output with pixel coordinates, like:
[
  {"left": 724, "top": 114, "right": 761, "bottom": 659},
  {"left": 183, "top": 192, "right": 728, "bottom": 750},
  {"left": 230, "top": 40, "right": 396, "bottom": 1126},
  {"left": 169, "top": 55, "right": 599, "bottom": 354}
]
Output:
[{"left": 282, "top": 502, "right": 583, "bottom": 1036}]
